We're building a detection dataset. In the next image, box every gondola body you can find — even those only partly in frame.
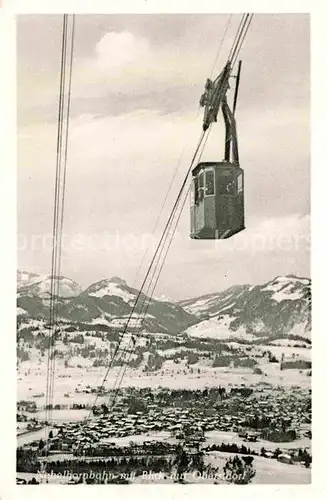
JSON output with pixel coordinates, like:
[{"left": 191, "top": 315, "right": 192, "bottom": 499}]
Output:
[{"left": 190, "top": 161, "right": 244, "bottom": 239}]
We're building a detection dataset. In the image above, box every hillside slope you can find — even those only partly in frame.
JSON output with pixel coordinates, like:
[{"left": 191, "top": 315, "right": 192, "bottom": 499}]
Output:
[{"left": 181, "top": 276, "right": 311, "bottom": 340}]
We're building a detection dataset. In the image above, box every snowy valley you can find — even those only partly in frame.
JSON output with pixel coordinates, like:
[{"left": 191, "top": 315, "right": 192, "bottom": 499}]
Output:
[{"left": 17, "top": 272, "right": 312, "bottom": 400}]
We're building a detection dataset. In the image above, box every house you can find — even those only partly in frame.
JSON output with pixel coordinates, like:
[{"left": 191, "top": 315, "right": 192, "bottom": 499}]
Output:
[
  {"left": 184, "top": 439, "right": 201, "bottom": 454},
  {"left": 277, "top": 453, "right": 293, "bottom": 464},
  {"left": 246, "top": 434, "right": 258, "bottom": 442}
]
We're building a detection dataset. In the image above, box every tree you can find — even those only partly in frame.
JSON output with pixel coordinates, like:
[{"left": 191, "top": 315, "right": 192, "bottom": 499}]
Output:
[
  {"left": 147, "top": 353, "right": 164, "bottom": 371},
  {"left": 173, "top": 445, "right": 190, "bottom": 482},
  {"left": 71, "top": 334, "right": 84, "bottom": 344},
  {"left": 218, "top": 386, "right": 226, "bottom": 398},
  {"left": 187, "top": 352, "right": 199, "bottom": 365},
  {"left": 191, "top": 450, "right": 205, "bottom": 474},
  {"left": 212, "top": 355, "right": 233, "bottom": 368},
  {"left": 28, "top": 477, "right": 39, "bottom": 484},
  {"left": 128, "top": 396, "right": 146, "bottom": 414},
  {"left": 268, "top": 351, "right": 279, "bottom": 363},
  {"left": 101, "top": 404, "right": 109, "bottom": 415},
  {"left": 223, "top": 455, "right": 256, "bottom": 484}
]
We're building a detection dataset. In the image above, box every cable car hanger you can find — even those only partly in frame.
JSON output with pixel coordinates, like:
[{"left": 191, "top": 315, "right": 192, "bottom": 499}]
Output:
[
  {"left": 200, "top": 60, "right": 242, "bottom": 165},
  {"left": 200, "top": 12, "right": 253, "bottom": 132}
]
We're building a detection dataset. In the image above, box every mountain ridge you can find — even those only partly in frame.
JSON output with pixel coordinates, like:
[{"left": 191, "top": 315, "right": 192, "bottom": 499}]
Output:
[{"left": 17, "top": 271, "right": 311, "bottom": 340}]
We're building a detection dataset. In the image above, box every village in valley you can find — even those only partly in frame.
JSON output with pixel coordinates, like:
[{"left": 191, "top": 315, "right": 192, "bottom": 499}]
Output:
[
  {"left": 17, "top": 381, "right": 312, "bottom": 484},
  {"left": 16, "top": 277, "right": 312, "bottom": 484}
]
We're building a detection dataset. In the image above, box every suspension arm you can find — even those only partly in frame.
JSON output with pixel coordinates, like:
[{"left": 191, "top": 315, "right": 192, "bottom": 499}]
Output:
[{"left": 199, "top": 61, "right": 232, "bottom": 131}]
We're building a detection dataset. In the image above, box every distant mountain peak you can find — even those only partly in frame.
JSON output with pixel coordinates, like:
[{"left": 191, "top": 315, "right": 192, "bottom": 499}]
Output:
[
  {"left": 182, "top": 274, "right": 311, "bottom": 341},
  {"left": 273, "top": 274, "right": 309, "bottom": 282},
  {"left": 17, "top": 272, "right": 82, "bottom": 298},
  {"left": 109, "top": 276, "right": 128, "bottom": 285},
  {"left": 155, "top": 294, "right": 175, "bottom": 303}
]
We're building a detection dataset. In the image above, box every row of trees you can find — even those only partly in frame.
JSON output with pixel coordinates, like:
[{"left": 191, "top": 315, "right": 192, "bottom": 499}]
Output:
[
  {"left": 18, "top": 440, "right": 257, "bottom": 484},
  {"left": 204, "top": 441, "right": 311, "bottom": 467},
  {"left": 212, "top": 355, "right": 258, "bottom": 368},
  {"left": 173, "top": 445, "right": 256, "bottom": 484},
  {"left": 205, "top": 443, "right": 257, "bottom": 455}
]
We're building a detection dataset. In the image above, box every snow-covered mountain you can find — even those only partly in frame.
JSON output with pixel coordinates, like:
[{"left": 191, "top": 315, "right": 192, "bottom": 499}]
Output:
[
  {"left": 17, "top": 272, "right": 311, "bottom": 340},
  {"left": 17, "top": 271, "right": 82, "bottom": 298},
  {"left": 17, "top": 273, "right": 197, "bottom": 335},
  {"left": 17, "top": 272, "right": 83, "bottom": 319},
  {"left": 181, "top": 275, "right": 311, "bottom": 340},
  {"left": 154, "top": 294, "right": 175, "bottom": 303},
  {"left": 86, "top": 276, "right": 135, "bottom": 302},
  {"left": 17, "top": 270, "right": 44, "bottom": 289}
]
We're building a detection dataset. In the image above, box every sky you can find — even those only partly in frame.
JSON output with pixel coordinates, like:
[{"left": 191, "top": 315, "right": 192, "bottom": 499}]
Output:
[{"left": 17, "top": 13, "right": 310, "bottom": 300}]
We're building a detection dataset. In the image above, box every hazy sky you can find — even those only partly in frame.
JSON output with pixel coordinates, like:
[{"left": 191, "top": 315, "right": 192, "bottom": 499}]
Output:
[{"left": 17, "top": 14, "right": 310, "bottom": 300}]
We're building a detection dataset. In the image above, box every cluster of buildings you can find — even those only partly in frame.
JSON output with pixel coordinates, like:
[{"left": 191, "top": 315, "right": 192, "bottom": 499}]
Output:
[{"left": 18, "top": 386, "right": 310, "bottom": 459}]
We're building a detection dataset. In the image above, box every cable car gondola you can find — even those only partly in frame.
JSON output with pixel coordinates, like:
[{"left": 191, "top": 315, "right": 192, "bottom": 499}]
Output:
[{"left": 190, "top": 60, "right": 245, "bottom": 239}]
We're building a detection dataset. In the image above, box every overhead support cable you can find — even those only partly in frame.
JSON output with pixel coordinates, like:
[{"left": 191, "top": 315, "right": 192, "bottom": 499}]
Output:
[
  {"left": 210, "top": 14, "right": 233, "bottom": 78},
  {"left": 106, "top": 124, "right": 213, "bottom": 409},
  {"left": 45, "top": 13, "right": 75, "bottom": 443},
  {"left": 86, "top": 129, "right": 207, "bottom": 420}
]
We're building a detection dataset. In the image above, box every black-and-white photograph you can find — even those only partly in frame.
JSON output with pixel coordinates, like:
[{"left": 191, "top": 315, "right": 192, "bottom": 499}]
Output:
[{"left": 16, "top": 12, "right": 311, "bottom": 485}]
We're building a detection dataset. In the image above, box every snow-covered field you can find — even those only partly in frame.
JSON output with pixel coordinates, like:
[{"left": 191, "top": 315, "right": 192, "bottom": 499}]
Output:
[
  {"left": 17, "top": 427, "right": 51, "bottom": 446},
  {"left": 270, "top": 339, "right": 309, "bottom": 348},
  {"left": 205, "top": 431, "right": 310, "bottom": 452},
  {"left": 205, "top": 452, "right": 310, "bottom": 484},
  {"left": 17, "top": 364, "right": 311, "bottom": 410},
  {"left": 100, "top": 431, "right": 176, "bottom": 447},
  {"left": 186, "top": 317, "right": 257, "bottom": 341},
  {"left": 255, "top": 344, "right": 311, "bottom": 361},
  {"left": 17, "top": 455, "right": 310, "bottom": 485},
  {"left": 17, "top": 343, "right": 311, "bottom": 409},
  {"left": 31, "top": 409, "right": 90, "bottom": 422}
]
